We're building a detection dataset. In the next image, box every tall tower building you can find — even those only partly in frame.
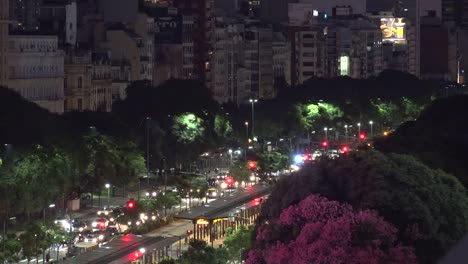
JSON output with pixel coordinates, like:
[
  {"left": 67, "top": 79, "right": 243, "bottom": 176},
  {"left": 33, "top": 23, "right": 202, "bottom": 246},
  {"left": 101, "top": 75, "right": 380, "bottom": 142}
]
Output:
[
  {"left": 442, "top": 0, "right": 468, "bottom": 28},
  {"left": 0, "top": 0, "right": 8, "bottom": 87}
]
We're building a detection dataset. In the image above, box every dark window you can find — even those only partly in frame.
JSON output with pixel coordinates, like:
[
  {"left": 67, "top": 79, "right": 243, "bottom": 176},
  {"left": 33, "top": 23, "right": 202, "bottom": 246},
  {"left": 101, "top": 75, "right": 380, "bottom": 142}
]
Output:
[
  {"left": 78, "top": 76, "right": 82, "bottom": 88},
  {"left": 78, "top": 98, "right": 83, "bottom": 111}
]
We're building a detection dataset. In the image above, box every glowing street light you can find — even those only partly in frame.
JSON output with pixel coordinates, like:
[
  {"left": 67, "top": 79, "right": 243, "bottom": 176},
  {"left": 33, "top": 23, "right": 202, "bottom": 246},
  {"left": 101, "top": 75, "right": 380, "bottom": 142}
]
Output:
[
  {"left": 105, "top": 183, "right": 111, "bottom": 207},
  {"left": 249, "top": 99, "right": 258, "bottom": 137}
]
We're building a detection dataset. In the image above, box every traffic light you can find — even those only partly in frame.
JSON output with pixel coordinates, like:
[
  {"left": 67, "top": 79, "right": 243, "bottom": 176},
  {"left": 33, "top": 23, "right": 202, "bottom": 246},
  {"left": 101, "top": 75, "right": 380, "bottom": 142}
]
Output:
[
  {"left": 359, "top": 133, "right": 366, "bottom": 141},
  {"left": 322, "top": 141, "right": 328, "bottom": 148},
  {"left": 225, "top": 177, "right": 234, "bottom": 185},
  {"left": 127, "top": 199, "right": 135, "bottom": 210},
  {"left": 248, "top": 161, "right": 256, "bottom": 171},
  {"left": 341, "top": 146, "right": 349, "bottom": 153}
]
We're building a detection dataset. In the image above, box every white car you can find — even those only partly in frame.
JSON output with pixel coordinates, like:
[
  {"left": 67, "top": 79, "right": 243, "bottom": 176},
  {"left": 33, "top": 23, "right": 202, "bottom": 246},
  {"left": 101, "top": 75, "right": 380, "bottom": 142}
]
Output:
[
  {"left": 97, "top": 207, "right": 111, "bottom": 216},
  {"left": 312, "top": 151, "right": 322, "bottom": 160}
]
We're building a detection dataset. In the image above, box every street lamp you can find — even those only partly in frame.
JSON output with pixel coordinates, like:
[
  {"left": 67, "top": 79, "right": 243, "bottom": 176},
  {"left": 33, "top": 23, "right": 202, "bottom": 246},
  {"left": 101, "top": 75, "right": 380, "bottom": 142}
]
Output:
[
  {"left": 249, "top": 99, "right": 258, "bottom": 138},
  {"left": 344, "top": 125, "right": 348, "bottom": 139},
  {"left": 324, "top": 127, "right": 328, "bottom": 141},
  {"left": 105, "top": 183, "right": 111, "bottom": 207},
  {"left": 357, "top": 123, "right": 361, "bottom": 134},
  {"left": 244, "top": 122, "right": 249, "bottom": 161},
  {"left": 228, "top": 149, "right": 233, "bottom": 166},
  {"left": 43, "top": 204, "right": 55, "bottom": 224},
  {"left": 145, "top": 117, "right": 151, "bottom": 186},
  {"left": 369, "top": 121, "right": 374, "bottom": 137}
]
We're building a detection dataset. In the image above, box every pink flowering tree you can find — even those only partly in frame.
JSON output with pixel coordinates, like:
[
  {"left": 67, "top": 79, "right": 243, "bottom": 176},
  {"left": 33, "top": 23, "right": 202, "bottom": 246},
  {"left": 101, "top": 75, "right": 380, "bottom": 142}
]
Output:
[{"left": 247, "top": 195, "right": 416, "bottom": 264}]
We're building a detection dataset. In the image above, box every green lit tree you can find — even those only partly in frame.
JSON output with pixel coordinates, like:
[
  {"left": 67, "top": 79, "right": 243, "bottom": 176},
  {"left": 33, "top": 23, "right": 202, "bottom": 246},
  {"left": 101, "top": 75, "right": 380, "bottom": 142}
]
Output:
[
  {"left": 214, "top": 114, "right": 233, "bottom": 139},
  {"left": 172, "top": 113, "right": 205, "bottom": 144},
  {"left": 301, "top": 102, "right": 343, "bottom": 130}
]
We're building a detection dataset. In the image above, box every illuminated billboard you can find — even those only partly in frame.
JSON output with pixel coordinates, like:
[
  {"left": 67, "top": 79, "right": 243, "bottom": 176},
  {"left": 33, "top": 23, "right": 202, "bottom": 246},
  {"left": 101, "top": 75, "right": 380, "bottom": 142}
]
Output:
[
  {"left": 339, "top": 55, "right": 349, "bottom": 76},
  {"left": 380, "top": 18, "right": 406, "bottom": 43}
]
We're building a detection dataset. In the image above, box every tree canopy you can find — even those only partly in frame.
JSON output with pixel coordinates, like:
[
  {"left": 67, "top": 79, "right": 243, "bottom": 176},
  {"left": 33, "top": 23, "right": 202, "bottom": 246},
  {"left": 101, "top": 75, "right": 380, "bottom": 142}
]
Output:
[
  {"left": 248, "top": 195, "right": 416, "bottom": 264},
  {"left": 374, "top": 95, "right": 468, "bottom": 188},
  {"left": 259, "top": 151, "right": 468, "bottom": 263}
]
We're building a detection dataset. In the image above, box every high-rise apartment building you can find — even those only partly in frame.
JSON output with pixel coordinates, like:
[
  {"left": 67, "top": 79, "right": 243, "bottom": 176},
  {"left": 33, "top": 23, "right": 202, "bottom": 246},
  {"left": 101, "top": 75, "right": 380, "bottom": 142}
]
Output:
[
  {"left": 442, "top": 0, "right": 468, "bottom": 28},
  {"left": 9, "top": 0, "right": 40, "bottom": 31},
  {"left": 172, "top": 0, "right": 214, "bottom": 83},
  {"left": 0, "top": 0, "right": 8, "bottom": 87}
]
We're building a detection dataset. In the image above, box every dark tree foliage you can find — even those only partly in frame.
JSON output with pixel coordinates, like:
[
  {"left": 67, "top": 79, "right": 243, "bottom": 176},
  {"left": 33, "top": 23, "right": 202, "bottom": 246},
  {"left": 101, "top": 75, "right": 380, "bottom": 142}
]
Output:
[
  {"left": 374, "top": 95, "right": 468, "bottom": 188},
  {"left": 0, "top": 87, "right": 63, "bottom": 146},
  {"left": 258, "top": 151, "right": 468, "bottom": 264},
  {"left": 112, "top": 79, "right": 221, "bottom": 127}
]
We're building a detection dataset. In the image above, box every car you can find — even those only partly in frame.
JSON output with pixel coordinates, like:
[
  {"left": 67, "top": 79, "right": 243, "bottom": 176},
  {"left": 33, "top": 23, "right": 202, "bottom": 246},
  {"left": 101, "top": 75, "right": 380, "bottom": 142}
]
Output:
[
  {"left": 54, "top": 215, "right": 71, "bottom": 230},
  {"left": 83, "top": 231, "right": 106, "bottom": 243},
  {"left": 97, "top": 207, "right": 111, "bottom": 216},
  {"left": 91, "top": 218, "right": 109, "bottom": 230},
  {"left": 206, "top": 188, "right": 218, "bottom": 198},
  {"left": 311, "top": 150, "right": 322, "bottom": 160},
  {"left": 72, "top": 221, "right": 87, "bottom": 232}
]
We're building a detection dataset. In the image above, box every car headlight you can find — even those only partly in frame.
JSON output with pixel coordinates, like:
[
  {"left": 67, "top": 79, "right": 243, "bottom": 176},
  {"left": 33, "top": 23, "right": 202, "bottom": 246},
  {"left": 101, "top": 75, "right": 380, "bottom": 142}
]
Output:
[
  {"left": 212, "top": 192, "right": 217, "bottom": 197},
  {"left": 84, "top": 238, "right": 89, "bottom": 242},
  {"left": 104, "top": 211, "right": 109, "bottom": 215},
  {"left": 92, "top": 222, "right": 97, "bottom": 227},
  {"left": 97, "top": 211, "right": 101, "bottom": 215},
  {"left": 110, "top": 218, "right": 115, "bottom": 222},
  {"left": 79, "top": 227, "right": 83, "bottom": 232},
  {"left": 98, "top": 235, "right": 104, "bottom": 240}
]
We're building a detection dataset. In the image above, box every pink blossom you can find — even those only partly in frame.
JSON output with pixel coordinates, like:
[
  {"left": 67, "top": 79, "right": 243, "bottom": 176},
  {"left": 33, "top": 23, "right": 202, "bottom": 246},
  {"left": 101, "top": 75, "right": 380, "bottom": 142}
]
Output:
[{"left": 250, "top": 195, "right": 417, "bottom": 264}]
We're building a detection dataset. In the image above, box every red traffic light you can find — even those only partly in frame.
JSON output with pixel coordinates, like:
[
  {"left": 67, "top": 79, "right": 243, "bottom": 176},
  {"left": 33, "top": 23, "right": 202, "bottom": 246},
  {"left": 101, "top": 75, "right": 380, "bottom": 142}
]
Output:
[
  {"left": 341, "top": 146, "right": 349, "bottom": 153},
  {"left": 248, "top": 161, "right": 256, "bottom": 170},
  {"left": 322, "top": 141, "right": 328, "bottom": 147},
  {"left": 302, "top": 154, "right": 311, "bottom": 161},
  {"left": 359, "top": 133, "right": 366, "bottom": 141},
  {"left": 127, "top": 200, "right": 135, "bottom": 210},
  {"left": 225, "top": 177, "right": 233, "bottom": 185}
]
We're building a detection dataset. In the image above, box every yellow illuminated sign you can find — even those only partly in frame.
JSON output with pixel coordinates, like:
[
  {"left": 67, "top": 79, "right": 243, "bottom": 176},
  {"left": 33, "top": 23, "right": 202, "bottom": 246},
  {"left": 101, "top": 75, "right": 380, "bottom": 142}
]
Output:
[
  {"left": 197, "top": 219, "right": 209, "bottom": 225},
  {"left": 380, "top": 18, "right": 406, "bottom": 43}
]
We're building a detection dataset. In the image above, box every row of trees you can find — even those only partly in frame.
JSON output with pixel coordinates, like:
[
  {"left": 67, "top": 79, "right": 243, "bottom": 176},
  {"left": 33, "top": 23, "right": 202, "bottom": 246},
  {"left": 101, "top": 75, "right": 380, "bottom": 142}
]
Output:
[
  {"left": 0, "top": 222, "right": 71, "bottom": 263},
  {"left": 0, "top": 131, "right": 145, "bottom": 219}
]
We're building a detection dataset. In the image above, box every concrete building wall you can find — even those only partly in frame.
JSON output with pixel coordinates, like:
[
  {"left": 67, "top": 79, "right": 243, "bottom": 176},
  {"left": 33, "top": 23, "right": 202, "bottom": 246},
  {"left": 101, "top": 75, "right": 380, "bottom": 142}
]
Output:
[
  {"left": 106, "top": 30, "right": 141, "bottom": 81},
  {"left": 7, "top": 35, "right": 64, "bottom": 113},
  {"left": 65, "top": 2, "right": 77, "bottom": 47},
  {"left": 64, "top": 54, "right": 93, "bottom": 112}
]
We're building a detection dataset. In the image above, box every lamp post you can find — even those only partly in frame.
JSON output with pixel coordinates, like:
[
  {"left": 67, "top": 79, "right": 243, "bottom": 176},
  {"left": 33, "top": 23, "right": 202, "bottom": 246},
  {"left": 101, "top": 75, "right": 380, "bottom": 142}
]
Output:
[
  {"left": 369, "top": 120, "right": 374, "bottom": 137},
  {"left": 244, "top": 122, "right": 249, "bottom": 161},
  {"left": 324, "top": 127, "right": 328, "bottom": 141},
  {"left": 43, "top": 204, "right": 55, "bottom": 224},
  {"left": 145, "top": 117, "right": 151, "bottom": 186},
  {"left": 228, "top": 149, "right": 233, "bottom": 166},
  {"left": 249, "top": 99, "right": 257, "bottom": 138},
  {"left": 344, "top": 125, "right": 348, "bottom": 139},
  {"left": 105, "top": 184, "right": 111, "bottom": 207},
  {"left": 357, "top": 123, "right": 361, "bottom": 135}
]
